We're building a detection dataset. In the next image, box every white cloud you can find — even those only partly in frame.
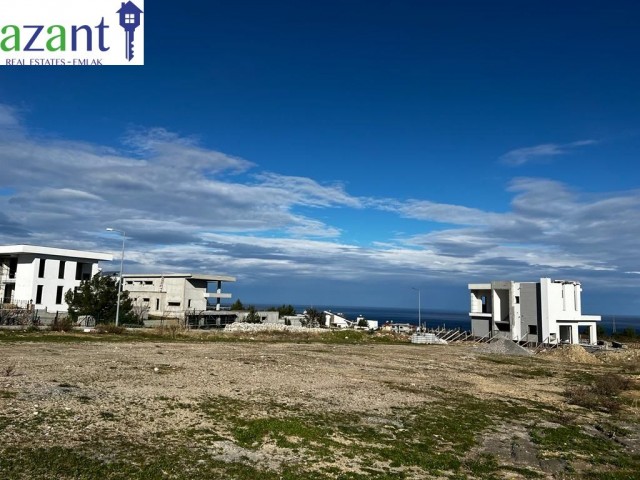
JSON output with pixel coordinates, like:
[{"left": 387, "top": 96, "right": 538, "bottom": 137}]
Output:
[
  {"left": 1, "top": 105, "right": 639, "bottom": 309},
  {"left": 500, "top": 139, "right": 597, "bottom": 166}
]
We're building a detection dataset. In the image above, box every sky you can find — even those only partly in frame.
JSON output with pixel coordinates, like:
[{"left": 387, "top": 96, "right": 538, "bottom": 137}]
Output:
[{"left": 1, "top": 0, "right": 640, "bottom": 314}]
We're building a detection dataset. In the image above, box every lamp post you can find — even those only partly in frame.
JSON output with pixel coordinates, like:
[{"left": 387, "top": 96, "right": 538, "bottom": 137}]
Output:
[
  {"left": 106, "top": 228, "right": 125, "bottom": 326},
  {"left": 412, "top": 287, "right": 421, "bottom": 333}
]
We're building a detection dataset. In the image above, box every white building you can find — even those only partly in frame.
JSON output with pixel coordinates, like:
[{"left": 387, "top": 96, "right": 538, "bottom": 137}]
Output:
[
  {"left": 0, "top": 245, "right": 112, "bottom": 312},
  {"left": 469, "top": 278, "right": 601, "bottom": 345},
  {"left": 121, "top": 273, "right": 236, "bottom": 318},
  {"left": 324, "top": 311, "right": 351, "bottom": 328}
]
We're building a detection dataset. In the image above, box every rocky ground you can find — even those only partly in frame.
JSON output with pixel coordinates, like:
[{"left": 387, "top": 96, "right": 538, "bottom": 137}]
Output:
[{"left": 0, "top": 331, "right": 638, "bottom": 479}]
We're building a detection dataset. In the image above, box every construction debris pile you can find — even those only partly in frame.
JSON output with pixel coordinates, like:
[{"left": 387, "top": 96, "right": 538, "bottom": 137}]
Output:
[
  {"left": 224, "top": 322, "right": 324, "bottom": 333},
  {"left": 538, "top": 344, "right": 601, "bottom": 364},
  {"left": 474, "top": 337, "right": 533, "bottom": 356}
]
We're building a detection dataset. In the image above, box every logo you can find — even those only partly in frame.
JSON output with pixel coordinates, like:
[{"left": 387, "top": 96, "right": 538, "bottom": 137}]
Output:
[{"left": 0, "top": 0, "right": 144, "bottom": 66}]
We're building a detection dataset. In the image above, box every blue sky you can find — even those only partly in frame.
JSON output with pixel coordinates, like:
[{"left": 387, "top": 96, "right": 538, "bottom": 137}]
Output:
[{"left": 1, "top": 0, "right": 640, "bottom": 314}]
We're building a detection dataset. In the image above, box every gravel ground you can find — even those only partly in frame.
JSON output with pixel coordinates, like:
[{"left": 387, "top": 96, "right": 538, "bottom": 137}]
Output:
[{"left": 0, "top": 336, "right": 638, "bottom": 478}]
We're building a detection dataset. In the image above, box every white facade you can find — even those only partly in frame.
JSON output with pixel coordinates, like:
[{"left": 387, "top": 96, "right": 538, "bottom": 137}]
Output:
[
  {"left": 469, "top": 278, "right": 601, "bottom": 345},
  {"left": 121, "top": 273, "right": 235, "bottom": 319},
  {"left": 0, "top": 245, "right": 112, "bottom": 312}
]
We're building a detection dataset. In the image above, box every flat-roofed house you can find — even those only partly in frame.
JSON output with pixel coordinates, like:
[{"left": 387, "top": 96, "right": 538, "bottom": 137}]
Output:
[
  {"left": 121, "top": 273, "right": 236, "bottom": 319},
  {"left": 469, "top": 278, "right": 601, "bottom": 345},
  {"left": 0, "top": 244, "right": 113, "bottom": 312}
]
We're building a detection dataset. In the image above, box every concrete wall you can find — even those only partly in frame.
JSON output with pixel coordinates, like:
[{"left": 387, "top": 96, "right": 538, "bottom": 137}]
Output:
[
  {"left": 519, "top": 283, "right": 540, "bottom": 342},
  {"left": 471, "top": 317, "right": 490, "bottom": 338}
]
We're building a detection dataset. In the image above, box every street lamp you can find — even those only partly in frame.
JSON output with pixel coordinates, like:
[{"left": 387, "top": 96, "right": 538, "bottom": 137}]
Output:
[
  {"left": 412, "top": 287, "right": 422, "bottom": 333},
  {"left": 106, "top": 228, "right": 126, "bottom": 326}
]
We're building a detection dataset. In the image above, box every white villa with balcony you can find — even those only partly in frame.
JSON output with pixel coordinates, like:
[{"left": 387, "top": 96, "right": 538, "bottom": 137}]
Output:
[
  {"left": 121, "top": 273, "right": 236, "bottom": 318},
  {"left": 469, "top": 278, "right": 601, "bottom": 345},
  {"left": 0, "top": 245, "right": 113, "bottom": 312}
]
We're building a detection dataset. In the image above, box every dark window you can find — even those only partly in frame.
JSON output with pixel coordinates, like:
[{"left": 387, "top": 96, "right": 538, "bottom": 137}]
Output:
[
  {"left": 56, "top": 286, "right": 64, "bottom": 304},
  {"left": 156, "top": 299, "right": 160, "bottom": 310},
  {"left": 35, "top": 285, "right": 43, "bottom": 304},
  {"left": 168, "top": 302, "right": 180, "bottom": 307},
  {"left": 188, "top": 299, "right": 192, "bottom": 308},
  {"left": 58, "top": 261, "right": 66, "bottom": 279},
  {"left": 515, "top": 296, "right": 520, "bottom": 304},
  {"left": 75, "top": 263, "right": 83, "bottom": 280},
  {"left": 496, "top": 322, "right": 510, "bottom": 332},
  {"left": 143, "top": 298, "right": 150, "bottom": 303},
  {"left": 144, "top": 281, "right": 153, "bottom": 285},
  {"left": 528, "top": 325, "right": 538, "bottom": 335},
  {"left": 8, "top": 258, "right": 17, "bottom": 278},
  {"left": 38, "top": 259, "right": 46, "bottom": 278}
]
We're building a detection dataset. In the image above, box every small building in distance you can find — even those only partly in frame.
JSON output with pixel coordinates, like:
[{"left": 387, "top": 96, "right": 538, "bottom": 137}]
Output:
[
  {"left": 121, "top": 273, "right": 235, "bottom": 319},
  {"left": 468, "top": 278, "right": 601, "bottom": 345},
  {"left": 0, "top": 244, "right": 112, "bottom": 312}
]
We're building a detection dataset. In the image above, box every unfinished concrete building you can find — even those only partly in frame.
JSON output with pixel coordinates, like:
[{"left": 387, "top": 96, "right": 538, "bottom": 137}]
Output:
[
  {"left": 121, "top": 273, "right": 236, "bottom": 319},
  {"left": 468, "top": 278, "right": 601, "bottom": 345}
]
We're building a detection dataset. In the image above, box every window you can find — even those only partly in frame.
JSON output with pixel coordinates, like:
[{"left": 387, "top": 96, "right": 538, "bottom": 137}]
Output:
[
  {"left": 56, "top": 286, "right": 64, "bottom": 304},
  {"left": 35, "top": 285, "right": 43, "bottom": 304},
  {"left": 38, "top": 259, "right": 46, "bottom": 278},
  {"left": 143, "top": 298, "right": 150, "bottom": 303},
  {"left": 74, "top": 263, "right": 91, "bottom": 280},
  {"left": 144, "top": 281, "right": 153, "bottom": 285},
  {"left": 528, "top": 325, "right": 538, "bottom": 335},
  {"left": 58, "top": 261, "right": 66, "bottom": 279},
  {"left": 8, "top": 258, "right": 17, "bottom": 279},
  {"left": 125, "top": 13, "right": 135, "bottom": 23},
  {"left": 156, "top": 299, "right": 160, "bottom": 310},
  {"left": 188, "top": 299, "right": 192, "bottom": 308},
  {"left": 168, "top": 302, "right": 181, "bottom": 307},
  {"left": 515, "top": 296, "right": 520, "bottom": 304}
]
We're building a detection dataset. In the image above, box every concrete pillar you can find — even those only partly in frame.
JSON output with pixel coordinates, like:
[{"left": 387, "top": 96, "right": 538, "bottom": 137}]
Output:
[{"left": 540, "top": 278, "right": 551, "bottom": 343}]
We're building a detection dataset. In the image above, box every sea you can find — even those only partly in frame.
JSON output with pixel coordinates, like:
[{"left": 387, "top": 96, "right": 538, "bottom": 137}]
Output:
[{"left": 269, "top": 305, "right": 640, "bottom": 335}]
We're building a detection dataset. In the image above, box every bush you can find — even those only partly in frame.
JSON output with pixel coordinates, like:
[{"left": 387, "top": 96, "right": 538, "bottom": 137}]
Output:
[
  {"left": 50, "top": 316, "right": 74, "bottom": 332},
  {"left": 95, "top": 324, "right": 125, "bottom": 335},
  {"left": 592, "top": 374, "right": 633, "bottom": 396},
  {"left": 565, "top": 373, "right": 635, "bottom": 413}
]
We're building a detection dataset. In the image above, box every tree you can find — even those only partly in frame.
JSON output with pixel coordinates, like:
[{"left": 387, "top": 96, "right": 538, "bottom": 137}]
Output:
[
  {"left": 278, "top": 304, "right": 296, "bottom": 316},
  {"left": 230, "top": 298, "right": 245, "bottom": 310},
  {"left": 65, "top": 275, "right": 135, "bottom": 325},
  {"left": 357, "top": 317, "right": 368, "bottom": 328},
  {"left": 244, "top": 306, "right": 262, "bottom": 324},
  {"left": 303, "top": 308, "right": 325, "bottom": 328}
]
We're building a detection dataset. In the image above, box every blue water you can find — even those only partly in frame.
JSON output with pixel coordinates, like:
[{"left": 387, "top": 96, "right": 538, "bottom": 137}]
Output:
[{"left": 267, "top": 305, "right": 640, "bottom": 335}]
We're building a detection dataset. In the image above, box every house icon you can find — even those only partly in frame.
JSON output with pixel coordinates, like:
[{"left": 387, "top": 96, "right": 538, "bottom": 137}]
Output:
[
  {"left": 117, "top": 1, "right": 143, "bottom": 30},
  {"left": 116, "top": 1, "right": 143, "bottom": 61}
]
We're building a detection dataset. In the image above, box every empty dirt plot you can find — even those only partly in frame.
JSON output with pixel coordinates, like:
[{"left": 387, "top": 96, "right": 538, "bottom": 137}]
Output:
[{"left": 0, "top": 331, "right": 638, "bottom": 479}]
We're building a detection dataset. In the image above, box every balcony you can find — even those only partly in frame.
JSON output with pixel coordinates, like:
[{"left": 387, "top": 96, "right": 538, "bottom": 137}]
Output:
[{"left": 204, "top": 292, "right": 232, "bottom": 299}]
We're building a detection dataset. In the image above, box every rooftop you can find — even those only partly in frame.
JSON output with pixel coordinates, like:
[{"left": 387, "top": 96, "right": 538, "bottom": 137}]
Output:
[
  {"left": 0, "top": 244, "right": 112, "bottom": 261},
  {"left": 122, "top": 273, "right": 236, "bottom": 282}
]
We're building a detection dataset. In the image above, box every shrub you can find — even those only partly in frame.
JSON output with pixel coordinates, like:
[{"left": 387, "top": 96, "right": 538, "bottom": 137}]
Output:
[
  {"left": 565, "top": 373, "right": 635, "bottom": 413},
  {"left": 95, "top": 324, "right": 125, "bottom": 335},
  {"left": 592, "top": 374, "right": 633, "bottom": 396},
  {"left": 50, "top": 316, "right": 74, "bottom": 332}
]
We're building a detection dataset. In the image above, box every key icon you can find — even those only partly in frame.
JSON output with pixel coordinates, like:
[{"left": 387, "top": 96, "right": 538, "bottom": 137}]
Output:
[{"left": 117, "top": 2, "right": 143, "bottom": 62}]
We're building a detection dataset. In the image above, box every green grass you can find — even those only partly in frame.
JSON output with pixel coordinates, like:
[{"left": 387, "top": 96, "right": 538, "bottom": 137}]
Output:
[
  {"left": 197, "top": 392, "right": 533, "bottom": 477},
  {"left": 530, "top": 423, "right": 640, "bottom": 478},
  {"left": 0, "top": 328, "right": 406, "bottom": 346}
]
